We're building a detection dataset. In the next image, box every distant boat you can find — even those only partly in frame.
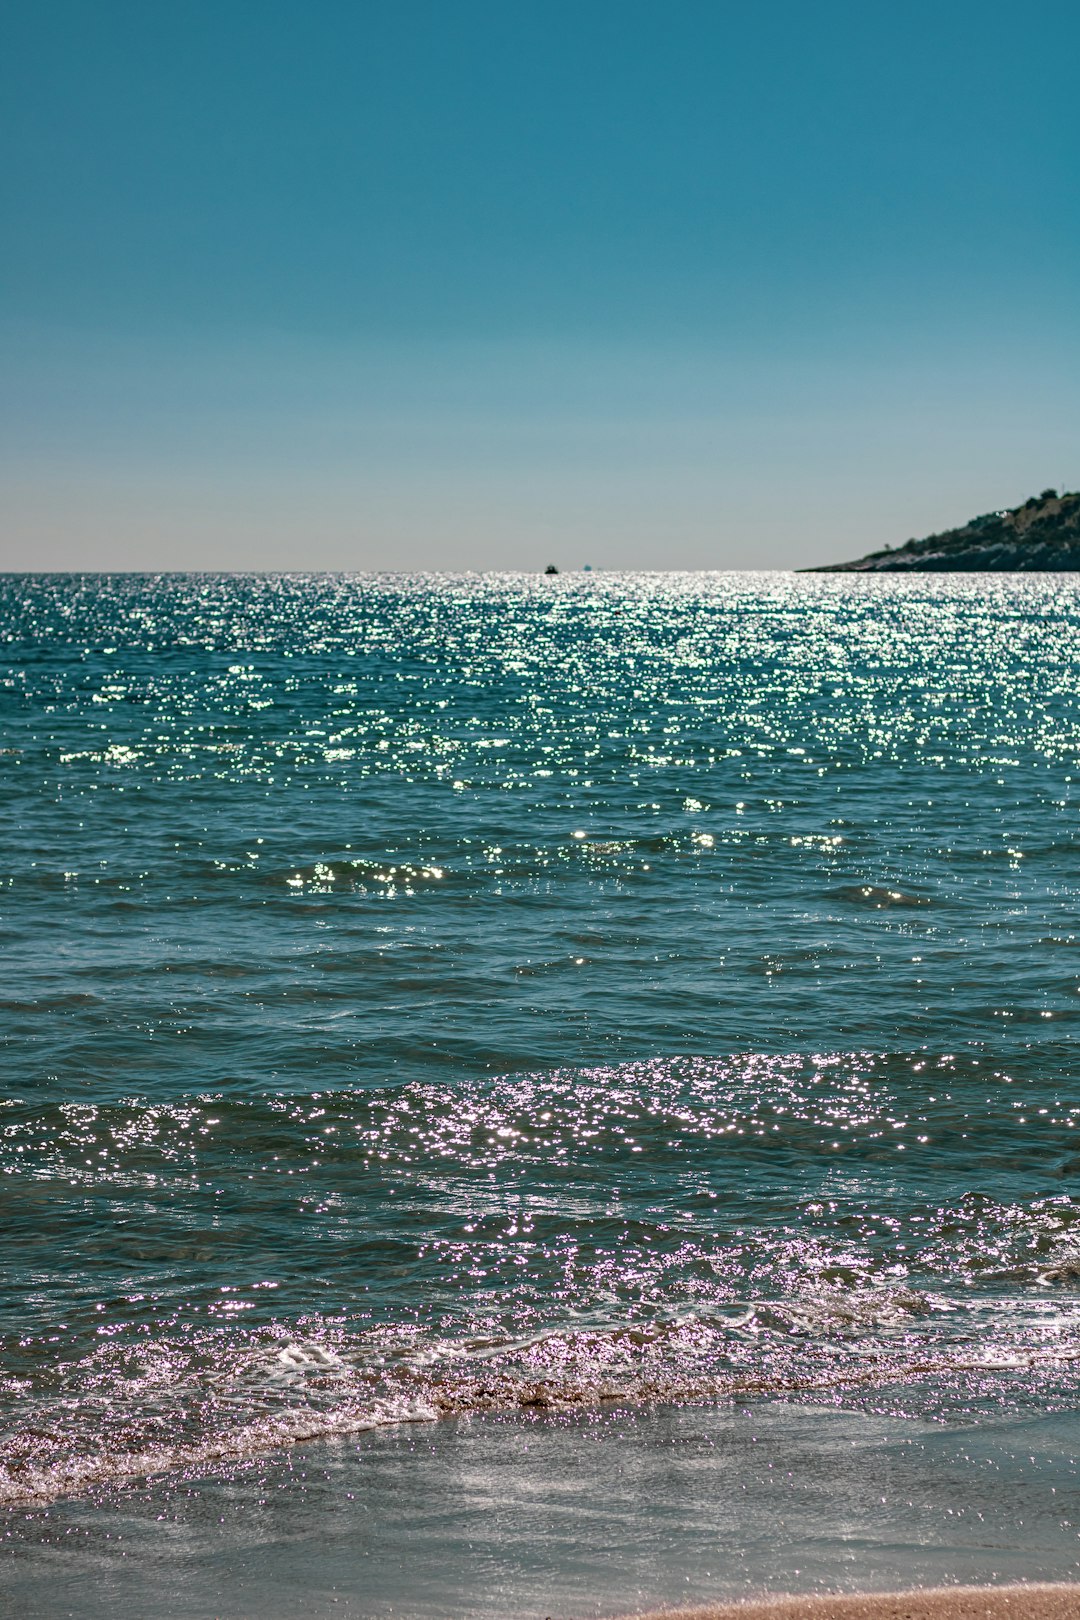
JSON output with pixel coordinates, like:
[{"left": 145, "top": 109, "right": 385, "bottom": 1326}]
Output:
[{"left": 544, "top": 564, "right": 559, "bottom": 575}]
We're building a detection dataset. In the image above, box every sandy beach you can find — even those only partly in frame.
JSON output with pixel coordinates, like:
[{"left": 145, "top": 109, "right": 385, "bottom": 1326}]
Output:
[{"left": 619, "top": 1586, "right": 1080, "bottom": 1620}]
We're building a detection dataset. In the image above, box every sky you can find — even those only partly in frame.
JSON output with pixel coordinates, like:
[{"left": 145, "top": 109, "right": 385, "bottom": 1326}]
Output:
[{"left": 1, "top": 0, "right": 1078, "bottom": 572}]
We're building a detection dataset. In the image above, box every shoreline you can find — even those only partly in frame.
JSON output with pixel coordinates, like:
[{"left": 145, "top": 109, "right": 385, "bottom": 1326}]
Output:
[
  {"left": 7, "top": 1393, "right": 1080, "bottom": 1618},
  {"left": 617, "top": 1586, "right": 1080, "bottom": 1619}
]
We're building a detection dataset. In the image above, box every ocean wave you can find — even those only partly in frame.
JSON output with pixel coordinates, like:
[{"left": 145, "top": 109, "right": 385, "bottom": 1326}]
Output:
[{"left": 5, "top": 1295, "right": 1080, "bottom": 1508}]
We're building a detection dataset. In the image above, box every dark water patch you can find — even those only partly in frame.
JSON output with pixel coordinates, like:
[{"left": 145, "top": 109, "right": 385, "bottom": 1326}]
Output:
[{"left": 830, "top": 884, "right": 931, "bottom": 908}]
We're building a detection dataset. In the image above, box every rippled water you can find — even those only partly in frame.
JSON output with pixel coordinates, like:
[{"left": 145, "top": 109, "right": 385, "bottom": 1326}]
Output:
[{"left": 4, "top": 570, "right": 1080, "bottom": 1507}]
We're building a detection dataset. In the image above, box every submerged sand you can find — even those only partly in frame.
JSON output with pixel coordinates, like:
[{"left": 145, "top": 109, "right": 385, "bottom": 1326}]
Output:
[{"left": 618, "top": 1586, "right": 1080, "bottom": 1620}]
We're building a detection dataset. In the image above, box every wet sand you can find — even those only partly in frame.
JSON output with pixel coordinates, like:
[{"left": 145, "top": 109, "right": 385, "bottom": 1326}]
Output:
[{"left": 619, "top": 1586, "right": 1080, "bottom": 1620}]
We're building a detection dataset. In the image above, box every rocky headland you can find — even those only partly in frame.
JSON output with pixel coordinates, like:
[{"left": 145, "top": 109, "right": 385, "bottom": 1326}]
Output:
[{"left": 811, "top": 488, "right": 1080, "bottom": 571}]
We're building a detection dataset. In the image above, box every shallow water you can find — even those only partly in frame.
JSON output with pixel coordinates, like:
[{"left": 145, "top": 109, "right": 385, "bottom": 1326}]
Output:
[
  {"left": 4, "top": 1401, "right": 1080, "bottom": 1618},
  {"left": 2, "top": 570, "right": 1080, "bottom": 1549}
]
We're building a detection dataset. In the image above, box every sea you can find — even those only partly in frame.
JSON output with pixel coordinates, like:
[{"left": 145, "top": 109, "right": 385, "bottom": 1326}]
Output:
[{"left": 4, "top": 569, "right": 1080, "bottom": 1616}]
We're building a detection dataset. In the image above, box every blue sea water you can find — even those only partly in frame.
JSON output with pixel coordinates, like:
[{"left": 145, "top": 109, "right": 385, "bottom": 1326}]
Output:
[{"left": 3, "top": 569, "right": 1080, "bottom": 1589}]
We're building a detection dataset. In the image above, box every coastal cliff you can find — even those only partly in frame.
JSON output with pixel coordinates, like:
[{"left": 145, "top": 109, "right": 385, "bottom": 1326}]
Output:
[{"left": 811, "top": 488, "right": 1080, "bottom": 571}]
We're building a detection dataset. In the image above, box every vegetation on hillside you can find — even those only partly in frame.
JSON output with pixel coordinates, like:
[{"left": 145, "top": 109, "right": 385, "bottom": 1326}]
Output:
[{"left": 812, "top": 489, "right": 1080, "bottom": 571}]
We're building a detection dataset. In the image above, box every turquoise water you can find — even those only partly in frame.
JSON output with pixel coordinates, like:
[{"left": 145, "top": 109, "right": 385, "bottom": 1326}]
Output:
[{"left": 4, "top": 570, "right": 1080, "bottom": 1509}]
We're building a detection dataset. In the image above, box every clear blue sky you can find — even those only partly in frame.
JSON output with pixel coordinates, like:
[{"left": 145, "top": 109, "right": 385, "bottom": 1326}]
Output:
[{"left": 2, "top": 0, "right": 1077, "bottom": 570}]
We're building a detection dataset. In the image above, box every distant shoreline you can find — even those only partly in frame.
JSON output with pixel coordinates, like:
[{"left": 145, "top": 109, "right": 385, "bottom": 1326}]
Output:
[{"left": 806, "top": 489, "right": 1080, "bottom": 571}]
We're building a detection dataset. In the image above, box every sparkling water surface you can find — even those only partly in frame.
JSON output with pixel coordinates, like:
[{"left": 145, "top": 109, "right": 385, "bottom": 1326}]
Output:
[{"left": 4, "top": 570, "right": 1080, "bottom": 1508}]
